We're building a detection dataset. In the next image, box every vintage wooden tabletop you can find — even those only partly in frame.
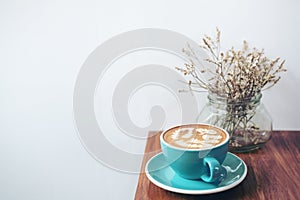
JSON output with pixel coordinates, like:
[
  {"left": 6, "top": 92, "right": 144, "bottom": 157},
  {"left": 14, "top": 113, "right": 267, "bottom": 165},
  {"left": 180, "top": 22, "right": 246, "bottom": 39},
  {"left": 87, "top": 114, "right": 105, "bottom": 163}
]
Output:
[{"left": 134, "top": 131, "right": 300, "bottom": 200}]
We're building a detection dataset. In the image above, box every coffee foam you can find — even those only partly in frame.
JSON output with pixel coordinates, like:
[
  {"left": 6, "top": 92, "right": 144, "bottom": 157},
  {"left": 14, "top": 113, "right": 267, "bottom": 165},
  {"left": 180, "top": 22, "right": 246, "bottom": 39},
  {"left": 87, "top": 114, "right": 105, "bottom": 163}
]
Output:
[{"left": 163, "top": 125, "right": 226, "bottom": 149}]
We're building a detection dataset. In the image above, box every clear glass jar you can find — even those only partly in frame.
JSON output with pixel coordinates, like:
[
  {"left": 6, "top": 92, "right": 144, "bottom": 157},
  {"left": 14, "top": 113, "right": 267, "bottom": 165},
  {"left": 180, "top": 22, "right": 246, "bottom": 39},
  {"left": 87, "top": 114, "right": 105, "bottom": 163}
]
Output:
[{"left": 197, "top": 92, "right": 272, "bottom": 152}]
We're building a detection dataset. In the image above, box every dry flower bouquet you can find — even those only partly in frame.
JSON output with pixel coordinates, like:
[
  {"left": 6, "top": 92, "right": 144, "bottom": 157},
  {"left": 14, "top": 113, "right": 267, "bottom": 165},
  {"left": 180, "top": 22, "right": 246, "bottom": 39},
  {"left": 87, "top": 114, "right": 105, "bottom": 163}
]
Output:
[{"left": 176, "top": 28, "right": 286, "bottom": 152}]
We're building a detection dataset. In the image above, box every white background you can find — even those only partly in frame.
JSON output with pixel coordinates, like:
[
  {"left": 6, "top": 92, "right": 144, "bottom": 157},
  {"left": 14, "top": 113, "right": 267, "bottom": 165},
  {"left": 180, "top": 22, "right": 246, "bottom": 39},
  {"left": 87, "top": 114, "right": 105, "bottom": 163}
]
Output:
[{"left": 1, "top": 0, "right": 299, "bottom": 199}]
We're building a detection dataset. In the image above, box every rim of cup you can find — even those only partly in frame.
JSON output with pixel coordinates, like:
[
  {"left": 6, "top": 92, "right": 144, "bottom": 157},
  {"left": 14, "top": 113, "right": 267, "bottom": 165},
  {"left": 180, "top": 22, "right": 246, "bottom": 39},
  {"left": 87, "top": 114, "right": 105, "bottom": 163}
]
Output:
[{"left": 160, "top": 123, "right": 230, "bottom": 151}]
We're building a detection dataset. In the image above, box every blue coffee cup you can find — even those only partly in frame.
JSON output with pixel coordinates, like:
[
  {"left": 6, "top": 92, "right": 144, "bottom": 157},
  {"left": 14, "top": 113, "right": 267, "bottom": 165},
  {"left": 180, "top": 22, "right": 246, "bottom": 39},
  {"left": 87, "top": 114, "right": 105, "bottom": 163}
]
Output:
[{"left": 160, "top": 124, "right": 229, "bottom": 183}]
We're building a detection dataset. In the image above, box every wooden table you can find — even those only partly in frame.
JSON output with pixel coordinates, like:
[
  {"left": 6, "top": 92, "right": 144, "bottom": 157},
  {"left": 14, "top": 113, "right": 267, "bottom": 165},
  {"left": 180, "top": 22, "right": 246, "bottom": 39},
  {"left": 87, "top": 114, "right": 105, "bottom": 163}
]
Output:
[{"left": 135, "top": 131, "right": 300, "bottom": 200}]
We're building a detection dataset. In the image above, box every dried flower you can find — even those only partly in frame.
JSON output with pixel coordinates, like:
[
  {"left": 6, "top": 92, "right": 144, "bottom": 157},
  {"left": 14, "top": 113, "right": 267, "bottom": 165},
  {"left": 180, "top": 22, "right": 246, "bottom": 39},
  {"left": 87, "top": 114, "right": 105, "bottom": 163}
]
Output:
[{"left": 177, "top": 28, "right": 286, "bottom": 102}]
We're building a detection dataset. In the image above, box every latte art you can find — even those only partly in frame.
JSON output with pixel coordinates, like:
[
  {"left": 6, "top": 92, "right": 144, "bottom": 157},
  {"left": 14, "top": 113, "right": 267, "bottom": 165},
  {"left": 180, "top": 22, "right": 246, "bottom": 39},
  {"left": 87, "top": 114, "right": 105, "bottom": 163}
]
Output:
[{"left": 163, "top": 125, "right": 227, "bottom": 149}]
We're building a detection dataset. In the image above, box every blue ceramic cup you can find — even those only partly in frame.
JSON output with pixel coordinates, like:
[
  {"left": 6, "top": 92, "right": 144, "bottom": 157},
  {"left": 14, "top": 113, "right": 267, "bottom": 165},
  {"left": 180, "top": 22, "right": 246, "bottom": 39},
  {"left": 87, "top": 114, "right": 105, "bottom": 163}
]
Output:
[{"left": 160, "top": 124, "right": 229, "bottom": 183}]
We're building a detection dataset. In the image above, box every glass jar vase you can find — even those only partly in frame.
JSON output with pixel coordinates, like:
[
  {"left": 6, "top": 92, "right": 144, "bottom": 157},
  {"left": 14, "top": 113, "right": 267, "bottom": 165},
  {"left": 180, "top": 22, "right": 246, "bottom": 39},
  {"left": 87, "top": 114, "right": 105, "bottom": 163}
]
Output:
[{"left": 197, "top": 92, "right": 272, "bottom": 152}]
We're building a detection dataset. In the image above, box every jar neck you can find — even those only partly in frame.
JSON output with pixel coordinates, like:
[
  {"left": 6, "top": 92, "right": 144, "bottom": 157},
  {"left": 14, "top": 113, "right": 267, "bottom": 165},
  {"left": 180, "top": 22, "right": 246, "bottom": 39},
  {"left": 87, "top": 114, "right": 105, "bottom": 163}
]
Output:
[{"left": 207, "top": 92, "right": 262, "bottom": 108}]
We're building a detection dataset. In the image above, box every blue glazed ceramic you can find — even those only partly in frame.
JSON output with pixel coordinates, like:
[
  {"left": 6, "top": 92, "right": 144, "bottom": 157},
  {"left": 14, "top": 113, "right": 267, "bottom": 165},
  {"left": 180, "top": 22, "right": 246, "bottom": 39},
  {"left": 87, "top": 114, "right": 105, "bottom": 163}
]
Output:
[
  {"left": 160, "top": 124, "right": 229, "bottom": 182},
  {"left": 145, "top": 152, "right": 247, "bottom": 195}
]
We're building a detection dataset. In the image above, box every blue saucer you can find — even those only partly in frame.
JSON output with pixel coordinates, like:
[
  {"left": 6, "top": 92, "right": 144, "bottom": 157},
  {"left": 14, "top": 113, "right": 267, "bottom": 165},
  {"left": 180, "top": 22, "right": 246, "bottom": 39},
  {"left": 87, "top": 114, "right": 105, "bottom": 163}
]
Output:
[{"left": 145, "top": 152, "right": 247, "bottom": 195}]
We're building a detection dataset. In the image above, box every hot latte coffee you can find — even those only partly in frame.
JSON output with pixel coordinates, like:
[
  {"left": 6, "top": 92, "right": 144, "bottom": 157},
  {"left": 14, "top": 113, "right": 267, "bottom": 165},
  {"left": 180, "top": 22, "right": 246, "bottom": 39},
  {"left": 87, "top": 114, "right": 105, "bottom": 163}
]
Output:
[{"left": 163, "top": 124, "right": 227, "bottom": 149}]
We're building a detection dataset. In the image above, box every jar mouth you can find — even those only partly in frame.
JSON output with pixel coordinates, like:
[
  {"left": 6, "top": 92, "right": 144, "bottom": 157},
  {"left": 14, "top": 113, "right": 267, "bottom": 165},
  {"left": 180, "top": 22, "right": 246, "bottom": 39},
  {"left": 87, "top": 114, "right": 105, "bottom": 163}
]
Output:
[{"left": 208, "top": 92, "right": 262, "bottom": 105}]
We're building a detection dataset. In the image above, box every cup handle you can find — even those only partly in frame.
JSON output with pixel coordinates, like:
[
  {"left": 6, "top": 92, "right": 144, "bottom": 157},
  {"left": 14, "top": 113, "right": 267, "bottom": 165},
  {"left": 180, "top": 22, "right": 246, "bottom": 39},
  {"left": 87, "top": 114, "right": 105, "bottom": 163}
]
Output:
[{"left": 201, "top": 157, "right": 227, "bottom": 183}]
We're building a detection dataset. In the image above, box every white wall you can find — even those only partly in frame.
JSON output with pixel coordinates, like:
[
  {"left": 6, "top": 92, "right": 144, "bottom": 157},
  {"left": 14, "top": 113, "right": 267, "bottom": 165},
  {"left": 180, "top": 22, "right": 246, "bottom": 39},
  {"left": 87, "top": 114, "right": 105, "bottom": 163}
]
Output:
[{"left": 1, "top": 0, "right": 299, "bottom": 199}]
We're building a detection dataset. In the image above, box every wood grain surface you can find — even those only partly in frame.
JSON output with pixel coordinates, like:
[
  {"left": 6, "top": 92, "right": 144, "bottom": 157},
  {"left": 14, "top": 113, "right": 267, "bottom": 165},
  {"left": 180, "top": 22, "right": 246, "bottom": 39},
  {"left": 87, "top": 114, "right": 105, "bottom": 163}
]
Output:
[{"left": 134, "top": 131, "right": 300, "bottom": 200}]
